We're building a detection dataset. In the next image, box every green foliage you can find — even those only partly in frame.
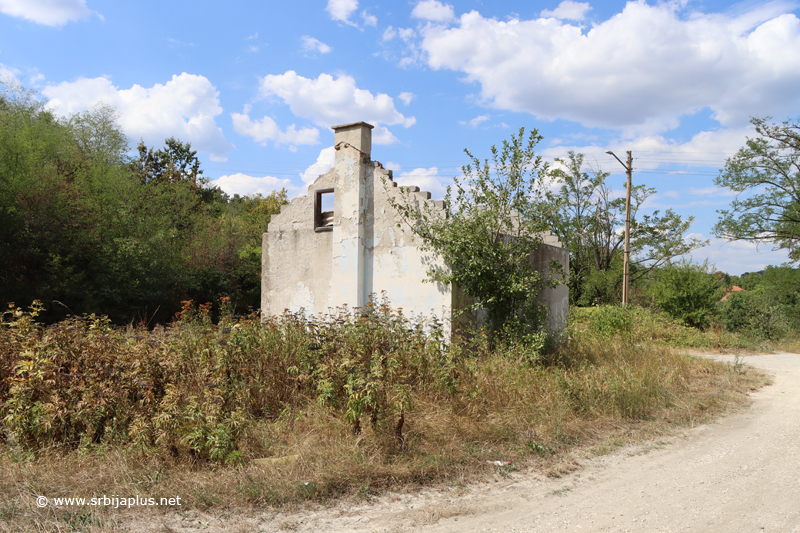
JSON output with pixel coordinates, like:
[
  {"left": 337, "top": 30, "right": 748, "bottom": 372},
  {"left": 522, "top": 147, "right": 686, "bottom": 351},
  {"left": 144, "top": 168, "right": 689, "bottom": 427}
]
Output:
[
  {"left": 0, "top": 298, "right": 461, "bottom": 459},
  {"left": 649, "top": 261, "right": 723, "bottom": 329},
  {"left": 714, "top": 117, "right": 800, "bottom": 260},
  {"left": 588, "top": 305, "right": 634, "bottom": 340},
  {"left": 548, "top": 152, "right": 705, "bottom": 306},
  {"left": 577, "top": 255, "right": 625, "bottom": 307},
  {"left": 571, "top": 305, "right": 751, "bottom": 350},
  {"left": 388, "top": 127, "right": 560, "bottom": 336},
  {"left": 131, "top": 137, "right": 204, "bottom": 186},
  {"left": 722, "top": 288, "right": 788, "bottom": 340},
  {"left": 0, "top": 80, "right": 288, "bottom": 324}
]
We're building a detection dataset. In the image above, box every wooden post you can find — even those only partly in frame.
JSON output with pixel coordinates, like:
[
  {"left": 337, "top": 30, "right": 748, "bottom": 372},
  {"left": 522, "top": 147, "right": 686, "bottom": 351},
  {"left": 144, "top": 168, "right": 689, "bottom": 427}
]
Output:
[
  {"left": 606, "top": 150, "right": 633, "bottom": 305},
  {"left": 623, "top": 151, "right": 632, "bottom": 306}
]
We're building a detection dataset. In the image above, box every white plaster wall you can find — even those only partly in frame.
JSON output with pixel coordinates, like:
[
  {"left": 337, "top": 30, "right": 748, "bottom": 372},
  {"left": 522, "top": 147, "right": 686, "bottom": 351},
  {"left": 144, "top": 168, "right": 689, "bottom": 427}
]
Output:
[
  {"left": 368, "top": 169, "right": 451, "bottom": 323},
  {"left": 262, "top": 170, "right": 334, "bottom": 317},
  {"left": 331, "top": 142, "right": 368, "bottom": 309}
]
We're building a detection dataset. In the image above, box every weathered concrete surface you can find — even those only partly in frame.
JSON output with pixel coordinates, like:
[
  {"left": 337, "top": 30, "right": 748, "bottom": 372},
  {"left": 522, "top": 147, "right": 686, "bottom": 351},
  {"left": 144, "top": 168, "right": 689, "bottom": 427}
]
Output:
[
  {"left": 531, "top": 235, "right": 569, "bottom": 337},
  {"left": 261, "top": 169, "right": 335, "bottom": 315}
]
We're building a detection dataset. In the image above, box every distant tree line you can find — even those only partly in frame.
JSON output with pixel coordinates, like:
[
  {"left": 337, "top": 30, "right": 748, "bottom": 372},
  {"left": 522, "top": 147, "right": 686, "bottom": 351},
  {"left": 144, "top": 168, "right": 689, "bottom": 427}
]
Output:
[{"left": 0, "top": 81, "right": 287, "bottom": 324}]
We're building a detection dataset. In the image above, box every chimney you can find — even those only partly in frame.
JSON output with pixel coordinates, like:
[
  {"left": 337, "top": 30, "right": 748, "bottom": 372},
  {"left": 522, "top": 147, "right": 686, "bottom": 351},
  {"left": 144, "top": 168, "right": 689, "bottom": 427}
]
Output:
[
  {"left": 332, "top": 121, "right": 373, "bottom": 158},
  {"left": 330, "top": 122, "right": 373, "bottom": 309}
]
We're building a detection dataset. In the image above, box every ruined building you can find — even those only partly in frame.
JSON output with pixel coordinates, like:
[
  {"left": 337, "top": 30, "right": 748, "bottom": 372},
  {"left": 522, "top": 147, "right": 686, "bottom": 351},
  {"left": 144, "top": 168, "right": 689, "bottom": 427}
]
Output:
[{"left": 261, "top": 121, "right": 568, "bottom": 335}]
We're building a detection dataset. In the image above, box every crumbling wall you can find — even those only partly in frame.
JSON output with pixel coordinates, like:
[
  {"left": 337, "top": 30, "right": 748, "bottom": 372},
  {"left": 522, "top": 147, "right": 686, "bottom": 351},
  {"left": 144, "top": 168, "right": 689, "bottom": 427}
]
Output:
[
  {"left": 262, "top": 120, "right": 567, "bottom": 340},
  {"left": 261, "top": 121, "right": 452, "bottom": 324},
  {"left": 530, "top": 236, "right": 570, "bottom": 338},
  {"left": 369, "top": 172, "right": 452, "bottom": 325}
]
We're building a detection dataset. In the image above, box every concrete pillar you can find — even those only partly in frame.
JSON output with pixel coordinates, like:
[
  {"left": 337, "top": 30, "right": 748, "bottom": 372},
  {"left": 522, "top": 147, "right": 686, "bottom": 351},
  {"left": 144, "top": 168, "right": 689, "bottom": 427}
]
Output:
[{"left": 331, "top": 121, "right": 373, "bottom": 309}]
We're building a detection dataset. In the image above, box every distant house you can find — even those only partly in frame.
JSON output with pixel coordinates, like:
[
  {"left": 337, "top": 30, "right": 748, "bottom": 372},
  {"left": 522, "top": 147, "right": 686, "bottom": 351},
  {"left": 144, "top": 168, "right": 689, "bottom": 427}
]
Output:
[
  {"left": 720, "top": 286, "right": 745, "bottom": 302},
  {"left": 261, "top": 121, "right": 569, "bottom": 337}
]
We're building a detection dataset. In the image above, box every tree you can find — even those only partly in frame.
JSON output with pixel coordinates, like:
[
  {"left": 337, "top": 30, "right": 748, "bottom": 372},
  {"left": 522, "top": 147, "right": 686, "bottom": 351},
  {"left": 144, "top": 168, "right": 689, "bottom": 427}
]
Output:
[
  {"left": 548, "top": 151, "right": 706, "bottom": 306},
  {"left": 0, "top": 80, "right": 284, "bottom": 324},
  {"left": 714, "top": 117, "right": 800, "bottom": 260},
  {"left": 215, "top": 190, "right": 290, "bottom": 308},
  {"left": 388, "top": 128, "right": 560, "bottom": 336},
  {"left": 132, "top": 137, "right": 204, "bottom": 186}
]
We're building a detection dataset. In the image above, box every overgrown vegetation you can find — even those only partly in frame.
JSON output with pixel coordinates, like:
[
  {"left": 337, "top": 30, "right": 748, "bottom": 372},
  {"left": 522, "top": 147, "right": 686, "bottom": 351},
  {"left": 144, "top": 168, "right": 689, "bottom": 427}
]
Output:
[
  {"left": 388, "top": 127, "right": 560, "bottom": 338},
  {"left": 648, "top": 260, "right": 724, "bottom": 329},
  {"left": 571, "top": 305, "right": 753, "bottom": 351},
  {"left": 0, "top": 83, "right": 788, "bottom": 530},
  {"left": 0, "top": 300, "right": 766, "bottom": 527},
  {"left": 0, "top": 81, "right": 287, "bottom": 325}
]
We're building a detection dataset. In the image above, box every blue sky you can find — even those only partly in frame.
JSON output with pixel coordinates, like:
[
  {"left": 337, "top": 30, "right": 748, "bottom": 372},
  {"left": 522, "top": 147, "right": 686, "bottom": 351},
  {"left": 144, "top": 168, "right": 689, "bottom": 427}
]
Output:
[{"left": 2, "top": 0, "right": 799, "bottom": 275}]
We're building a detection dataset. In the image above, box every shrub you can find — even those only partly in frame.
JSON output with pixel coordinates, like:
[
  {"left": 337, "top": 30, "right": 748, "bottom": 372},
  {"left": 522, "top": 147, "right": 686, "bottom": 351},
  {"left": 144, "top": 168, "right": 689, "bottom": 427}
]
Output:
[
  {"left": 649, "top": 260, "right": 723, "bottom": 329},
  {"left": 588, "top": 305, "right": 634, "bottom": 340},
  {"left": 722, "top": 289, "right": 787, "bottom": 340}
]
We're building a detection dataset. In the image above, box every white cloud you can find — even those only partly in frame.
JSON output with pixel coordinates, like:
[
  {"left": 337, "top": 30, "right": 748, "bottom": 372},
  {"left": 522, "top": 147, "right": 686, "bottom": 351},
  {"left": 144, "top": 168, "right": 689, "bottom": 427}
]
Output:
[
  {"left": 301, "top": 36, "right": 332, "bottom": 54},
  {"left": 300, "top": 147, "right": 335, "bottom": 185},
  {"left": 383, "top": 26, "right": 397, "bottom": 41},
  {"left": 394, "top": 167, "right": 450, "bottom": 199},
  {"left": 398, "top": 27, "right": 416, "bottom": 42},
  {"left": 258, "top": 71, "right": 416, "bottom": 142},
  {"left": 372, "top": 125, "right": 399, "bottom": 145},
  {"left": 688, "top": 186, "right": 739, "bottom": 197},
  {"left": 543, "top": 125, "right": 756, "bottom": 175},
  {"left": 326, "top": 0, "right": 358, "bottom": 26},
  {"left": 0, "top": 64, "right": 45, "bottom": 86},
  {"left": 0, "top": 63, "right": 20, "bottom": 83},
  {"left": 411, "top": 0, "right": 455, "bottom": 22},
  {"left": 398, "top": 92, "right": 414, "bottom": 105},
  {"left": 231, "top": 105, "right": 319, "bottom": 147},
  {"left": 42, "top": 73, "right": 234, "bottom": 161},
  {"left": 0, "top": 0, "right": 93, "bottom": 26},
  {"left": 420, "top": 3, "right": 800, "bottom": 132},
  {"left": 467, "top": 114, "right": 489, "bottom": 127},
  {"left": 541, "top": 1, "right": 592, "bottom": 21},
  {"left": 213, "top": 173, "right": 305, "bottom": 198},
  {"left": 361, "top": 10, "right": 377, "bottom": 27}
]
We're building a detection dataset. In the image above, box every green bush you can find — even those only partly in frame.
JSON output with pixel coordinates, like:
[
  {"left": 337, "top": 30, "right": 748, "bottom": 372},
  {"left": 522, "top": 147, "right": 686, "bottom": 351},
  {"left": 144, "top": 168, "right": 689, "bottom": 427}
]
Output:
[
  {"left": 722, "top": 289, "right": 788, "bottom": 340},
  {"left": 588, "top": 305, "right": 634, "bottom": 340},
  {"left": 649, "top": 261, "right": 723, "bottom": 329}
]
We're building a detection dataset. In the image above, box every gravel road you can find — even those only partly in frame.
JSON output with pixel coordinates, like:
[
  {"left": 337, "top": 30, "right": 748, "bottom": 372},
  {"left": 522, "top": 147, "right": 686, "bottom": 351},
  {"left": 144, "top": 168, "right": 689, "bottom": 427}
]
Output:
[{"left": 153, "top": 352, "right": 800, "bottom": 533}]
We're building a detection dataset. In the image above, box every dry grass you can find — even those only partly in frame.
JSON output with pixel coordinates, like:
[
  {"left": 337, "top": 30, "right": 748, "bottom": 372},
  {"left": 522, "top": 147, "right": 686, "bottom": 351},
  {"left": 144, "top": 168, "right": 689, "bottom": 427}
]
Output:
[{"left": 0, "top": 303, "right": 770, "bottom": 531}]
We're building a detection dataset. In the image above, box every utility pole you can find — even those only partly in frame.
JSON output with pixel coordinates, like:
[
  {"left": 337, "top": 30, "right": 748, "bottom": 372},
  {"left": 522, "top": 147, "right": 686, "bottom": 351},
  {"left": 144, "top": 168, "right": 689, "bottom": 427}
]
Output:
[{"left": 606, "top": 150, "right": 633, "bottom": 305}]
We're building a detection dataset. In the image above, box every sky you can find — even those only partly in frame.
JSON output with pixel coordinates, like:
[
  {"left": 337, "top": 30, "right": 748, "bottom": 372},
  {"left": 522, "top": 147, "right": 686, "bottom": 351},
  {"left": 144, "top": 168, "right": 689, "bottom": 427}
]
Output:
[{"left": 1, "top": 0, "right": 799, "bottom": 275}]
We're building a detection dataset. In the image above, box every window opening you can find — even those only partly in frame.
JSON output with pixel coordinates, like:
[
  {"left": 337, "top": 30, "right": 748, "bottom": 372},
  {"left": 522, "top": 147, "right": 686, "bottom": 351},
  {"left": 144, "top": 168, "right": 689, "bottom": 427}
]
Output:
[{"left": 315, "top": 188, "right": 334, "bottom": 232}]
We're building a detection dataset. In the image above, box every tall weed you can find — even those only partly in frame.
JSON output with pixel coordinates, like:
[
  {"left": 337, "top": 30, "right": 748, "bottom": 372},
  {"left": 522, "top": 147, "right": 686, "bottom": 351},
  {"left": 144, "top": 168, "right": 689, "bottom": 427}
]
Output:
[{"left": 0, "top": 298, "right": 458, "bottom": 461}]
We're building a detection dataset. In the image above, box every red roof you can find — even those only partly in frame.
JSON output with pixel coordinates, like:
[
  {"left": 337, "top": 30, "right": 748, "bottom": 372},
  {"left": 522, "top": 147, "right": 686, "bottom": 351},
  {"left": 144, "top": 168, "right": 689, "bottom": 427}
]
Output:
[{"left": 721, "top": 286, "right": 744, "bottom": 302}]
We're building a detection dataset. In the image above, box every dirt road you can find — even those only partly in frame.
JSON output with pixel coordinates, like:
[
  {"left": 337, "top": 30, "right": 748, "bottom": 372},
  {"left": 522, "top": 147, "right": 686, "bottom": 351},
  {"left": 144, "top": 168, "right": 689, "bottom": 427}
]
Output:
[{"left": 155, "top": 352, "right": 800, "bottom": 532}]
